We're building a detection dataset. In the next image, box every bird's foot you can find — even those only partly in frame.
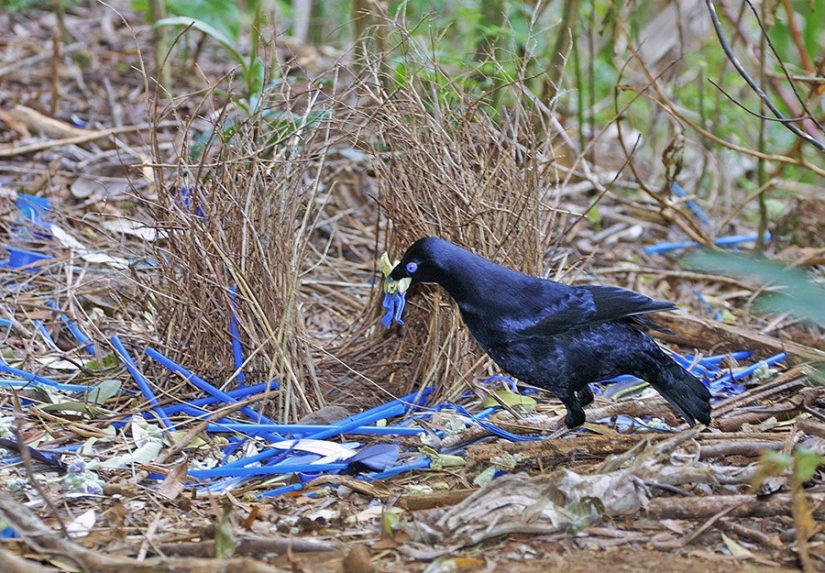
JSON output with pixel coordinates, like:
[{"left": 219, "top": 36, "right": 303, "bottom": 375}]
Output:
[{"left": 547, "top": 417, "right": 572, "bottom": 439}]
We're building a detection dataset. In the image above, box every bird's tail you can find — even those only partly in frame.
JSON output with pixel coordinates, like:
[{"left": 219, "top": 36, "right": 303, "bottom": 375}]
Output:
[{"left": 649, "top": 358, "right": 712, "bottom": 426}]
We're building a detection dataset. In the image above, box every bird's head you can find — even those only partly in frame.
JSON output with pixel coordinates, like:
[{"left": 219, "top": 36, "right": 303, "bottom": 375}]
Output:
[{"left": 388, "top": 236, "right": 447, "bottom": 290}]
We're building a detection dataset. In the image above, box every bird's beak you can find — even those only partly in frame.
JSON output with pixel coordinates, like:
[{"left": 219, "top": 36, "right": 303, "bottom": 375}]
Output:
[{"left": 380, "top": 253, "right": 411, "bottom": 294}]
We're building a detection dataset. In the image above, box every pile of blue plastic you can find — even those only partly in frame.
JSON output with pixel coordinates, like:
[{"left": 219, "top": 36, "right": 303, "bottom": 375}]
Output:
[{"left": 0, "top": 191, "right": 785, "bottom": 502}]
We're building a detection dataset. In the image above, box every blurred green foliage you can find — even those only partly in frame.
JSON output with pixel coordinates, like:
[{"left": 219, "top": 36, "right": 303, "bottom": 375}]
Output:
[
  {"left": 687, "top": 251, "right": 825, "bottom": 326},
  {"left": 129, "top": 0, "right": 823, "bottom": 217},
  {"left": 131, "top": 0, "right": 245, "bottom": 42},
  {"left": 0, "top": 0, "right": 81, "bottom": 12}
]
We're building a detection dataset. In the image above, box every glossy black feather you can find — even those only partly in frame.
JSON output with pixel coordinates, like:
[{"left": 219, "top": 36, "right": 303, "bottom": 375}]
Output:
[{"left": 390, "top": 237, "right": 711, "bottom": 428}]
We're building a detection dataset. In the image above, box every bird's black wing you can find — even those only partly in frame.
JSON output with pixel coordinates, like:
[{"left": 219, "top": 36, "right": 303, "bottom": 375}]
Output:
[{"left": 518, "top": 284, "right": 677, "bottom": 338}]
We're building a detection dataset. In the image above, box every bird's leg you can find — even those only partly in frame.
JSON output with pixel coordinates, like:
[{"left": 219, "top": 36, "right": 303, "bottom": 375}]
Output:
[
  {"left": 547, "top": 424, "right": 573, "bottom": 439},
  {"left": 554, "top": 391, "right": 586, "bottom": 429},
  {"left": 576, "top": 385, "right": 594, "bottom": 407}
]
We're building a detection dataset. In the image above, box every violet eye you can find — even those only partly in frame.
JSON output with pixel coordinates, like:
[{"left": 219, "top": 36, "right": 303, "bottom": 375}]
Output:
[{"left": 405, "top": 262, "right": 418, "bottom": 274}]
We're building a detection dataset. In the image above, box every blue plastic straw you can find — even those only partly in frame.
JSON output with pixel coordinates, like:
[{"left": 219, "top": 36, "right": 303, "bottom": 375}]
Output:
[
  {"left": 694, "top": 351, "right": 754, "bottom": 366},
  {"left": 45, "top": 300, "right": 96, "bottom": 356},
  {"left": 187, "top": 462, "right": 349, "bottom": 479},
  {"left": 110, "top": 337, "right": 174, "bottom": 431},
  {"left": 163, "top": 382, "right": 278, "bottom": 414},
  {"left": 730, "top": 352, "right": 787, "bottom": 380},
  {"left": 302, "top": 387, "right": 433, "bottom": 441},
  {"left": 59, "top": 315, "right": 96, "bottom": 356},
  {"left": 667, "top": 352, "right": 718, "bottom": 378},
  {"left": 0, "top": 378, "right": 90, "bottom": 393},
  {"left": 708, "top": 352, "right": 788, "bottom": 392},
  {"left": 145, "top": 346, "right": 276, "bottom": 426},
  {"left": 206, "top": 423, "right": 427, "bottom": 436},
  {"left": 303, "top": 404, "right": 407, "bottom": 440},
  {"left": 428, "top": 403, "right": 539, "bottom": 442},
  {"left": 258, "top": 483, "right": 304, "bottom": 498},
  {"left": 227, "top": 286, "right": 246, "bottom": 386},
  {"left": 217, "top": 447, "right": 286, "bottom": 470},
  {"left": 32, "top": 320, "right": 60, "bottom": 350},
  {"left": 205, "top": 388, "right": 434, "bottom": 476},
  {"left": 670, "top": 182, "right": 712, "bottom": 227},
  {"left": 365, "top": 456, "right": 431, "bottom": 480},
  {"left": 0, "top": 357, "right": 89, "bottom": 393},
  {"left": 643, "top": 232, "right": 772, "bottom": 255}
]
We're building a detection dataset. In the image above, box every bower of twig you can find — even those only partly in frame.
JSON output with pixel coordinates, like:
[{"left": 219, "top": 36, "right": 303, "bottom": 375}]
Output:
[{"left": 146, "top": 79, "right": 339, "bottom": 421}]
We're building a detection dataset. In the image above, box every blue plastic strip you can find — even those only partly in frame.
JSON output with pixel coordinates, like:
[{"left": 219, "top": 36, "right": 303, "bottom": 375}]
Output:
[
  {"left": 145, "top": 346, "right": 277, "bottom": 429},
  {"left": 643, "top": 232, "right": 772, "bottom": 255},
  {"left": 731, "top": 352, "right": 787, "bottom": 380},
  {"left": 32, "top": 320, "right": 60, "bottom": 350},
  {"left": 257, "top": 483, "right": 304, "bottom": 498},
  {"left": 365, "top": 456, "right": 431, "bottom": 480},
  {"left": 110, "top": 336, "right": 174, "bottom": 431},
  {"left": 44, "top": 301, "right": 96, "bottom": 356},
  {"left": 200, "top": 388, "right": 433, "bottom": 477},
  {"left": 301, "top": 387, "right": 433, "bottom": 441},
  {"left": 145, "top": 349, "right": 282, "bottom": 442},
  {"left": 206, "top": 422, "right": 427, "bottom": 436},
  {"left": 188, "top": 462, "right": 349, "bottom": 479},
  {"left": 163, "top": 382, "right": 278, "bottom": 414},
  {"left": 694, "top": 351, "right": 753, "bottom": 366},
  {"left": 59, "top": 315, "right": 97, "bottom": 356},
  {"left": 428, "top": 403, "right": 540, "bottom": 442},
  {"left": 0, "top": 357, "right": 89, "bottom": 393},
  {"left": 707, "top": 352, "right": 787, "bottom": 397},
  {"left": 670, "top": 182, "right": 712, "bottom": 227},
  {"left": 227, "top": 286, "right": 246, "bottom": 386}
]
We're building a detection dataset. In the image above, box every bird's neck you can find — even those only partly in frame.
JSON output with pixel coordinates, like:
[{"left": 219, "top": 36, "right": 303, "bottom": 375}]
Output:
[{"left": 434, "top": 256, "right": 503, "bottom": 314}]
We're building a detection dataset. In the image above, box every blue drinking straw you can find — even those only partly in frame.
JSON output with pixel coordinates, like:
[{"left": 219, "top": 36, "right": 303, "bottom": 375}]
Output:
[
  {"left": 670, "top": 182, "right": 712, "bottom": 227},
  {"left": 258, "top": 483, "right": 304, "bottom": 498},
  {"left": 206, "top": 423, "right": 426, "bottom": 437},
  {"left": 227, "top": 286, "right": 246, "bottom": 386},
  {"left": 0, "top": 356, "right": 89, "bottom": 393},
  {"left": 163, "top": 382, "right": 278, "bottom": 415},
  {"left": 187, "top": 462, "right": 349, "bottom": 479},
  {"left": 643, "top": 232, "right": 771, "bottom": 255},
  {"left": 145, "top": 347, "right": 276, "bottom": 426},
  {"left": 366, "top": 456, "right": 431, "bottom": 480},
  {"left": 45, "top": 300, "right": 96, "bottom": 356},
  {"left": 32, "top": 320, "right": 60, "bottom": 350},
  {"left": 110, "top": 336, "right": 174, "bottom": 431}
]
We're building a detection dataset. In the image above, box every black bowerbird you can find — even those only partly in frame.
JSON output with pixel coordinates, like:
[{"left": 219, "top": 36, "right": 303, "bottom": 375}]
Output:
[{"left": 388, "top": 237, "right": 711, "bottom": 429}]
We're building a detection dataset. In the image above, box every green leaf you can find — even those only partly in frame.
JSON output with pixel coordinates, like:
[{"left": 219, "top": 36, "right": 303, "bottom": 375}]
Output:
[
  {"left": 481, "top": 390, "right": 537, "bottom": 411},
  {"left": 751, "top": 450, "right": 791, "bottom": 490},
  {"left": 794, "top": 448, "right": 823, "bottom": 483},
  {"left": 215, "top": 503, "right": 236, "bottom": 559},
  {"left": 153, "top": 16, "right": 244, "bottom": 67},
  {"left": 87, "top": 379, "right": 121, "bottom": 405},
  {"left": 245, "top": 56, "right": 265, "bottom": 101},
  {"left": 39, "top": 402, "right": 106, "bottom": 416},
  {"left": 84, "top": 354, "right": 119, "bottom": 371},
  {"left": 164, "top": 0, "right": 244, "bottom": 41}
]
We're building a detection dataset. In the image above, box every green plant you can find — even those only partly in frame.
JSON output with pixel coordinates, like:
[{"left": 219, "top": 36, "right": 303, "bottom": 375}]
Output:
[
  {"left": 753, "top": 448, "right": 822, "bottom": 571},
  {"left": 0, "top": 0, "right": 81, "bottom": 13},
  {"left": 686, "top": 251, "right": 825, "bottom": 326},
  {"left": 153, "top": 14, "right": 265, "bottom": 111}
]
